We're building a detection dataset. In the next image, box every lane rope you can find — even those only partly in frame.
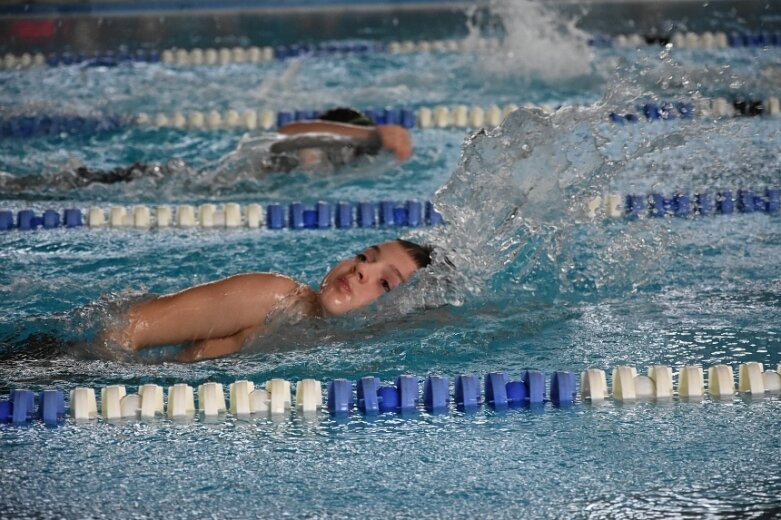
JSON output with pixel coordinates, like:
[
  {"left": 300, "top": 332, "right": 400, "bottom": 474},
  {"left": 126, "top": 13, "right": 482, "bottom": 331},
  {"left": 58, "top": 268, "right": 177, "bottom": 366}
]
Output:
[
  {"left": 1, "top": 362, "right": 779, "bottom": 424},
  {"left": 2, "top": 30, "right": 779, "bottom": 71},
  {"left": 0, "top": 97, "right": 778, "bottom": 139},
  {"left": 1, "top": 188, "right": 778, "bottom": 233},
  {"left": 0, "top": 200, "right": 443, "bottom": 231}
]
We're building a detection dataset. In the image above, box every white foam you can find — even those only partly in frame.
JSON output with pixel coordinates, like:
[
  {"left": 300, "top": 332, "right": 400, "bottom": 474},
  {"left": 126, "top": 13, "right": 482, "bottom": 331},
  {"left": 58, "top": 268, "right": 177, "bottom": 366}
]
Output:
[{"left": 478, "top": 0, "right": 593, "bottom": 82}]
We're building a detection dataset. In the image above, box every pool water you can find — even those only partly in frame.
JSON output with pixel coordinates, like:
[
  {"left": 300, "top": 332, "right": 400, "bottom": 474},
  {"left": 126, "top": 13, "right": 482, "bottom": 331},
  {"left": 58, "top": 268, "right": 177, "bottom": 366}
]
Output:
[{"left": 1, "top": 2, "right": 781, "bottom": 518}]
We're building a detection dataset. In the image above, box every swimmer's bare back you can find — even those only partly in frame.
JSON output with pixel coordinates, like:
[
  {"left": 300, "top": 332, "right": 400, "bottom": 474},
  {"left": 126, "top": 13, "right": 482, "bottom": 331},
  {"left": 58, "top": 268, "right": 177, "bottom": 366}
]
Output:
[{"left": 109, "top": 273, "right": 315, "bottom": 361}]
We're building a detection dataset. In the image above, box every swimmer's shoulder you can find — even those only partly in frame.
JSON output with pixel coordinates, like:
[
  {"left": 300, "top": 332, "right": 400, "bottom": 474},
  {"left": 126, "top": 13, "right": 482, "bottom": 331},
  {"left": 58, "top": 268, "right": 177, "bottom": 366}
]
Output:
[
  {"left": 224, "top": 272, "right": 309, "bottom": 295},
  {"left": 209, "top": 273, "right": 316, "bottom": 318},
  {"left": 224, "top": 272, "right": 319, "bottom": 319}
]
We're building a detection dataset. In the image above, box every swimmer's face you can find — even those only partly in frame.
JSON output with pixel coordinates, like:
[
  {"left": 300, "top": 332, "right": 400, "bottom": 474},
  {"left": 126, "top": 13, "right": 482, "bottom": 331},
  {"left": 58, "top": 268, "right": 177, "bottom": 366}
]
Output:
[{"left": 318, "top": 241, "right": 421, "bottom": 316}]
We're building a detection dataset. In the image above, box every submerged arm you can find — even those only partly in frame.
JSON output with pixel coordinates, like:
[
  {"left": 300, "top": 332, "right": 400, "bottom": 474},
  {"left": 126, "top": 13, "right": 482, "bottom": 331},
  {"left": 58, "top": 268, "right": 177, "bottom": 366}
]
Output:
[{"left": 175, "top": 325, "right": 261, "bottom": 362}]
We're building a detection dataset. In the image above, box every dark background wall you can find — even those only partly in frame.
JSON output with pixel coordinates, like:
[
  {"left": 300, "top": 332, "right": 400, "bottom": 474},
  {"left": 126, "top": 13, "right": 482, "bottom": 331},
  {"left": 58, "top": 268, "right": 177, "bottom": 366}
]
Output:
[{"left": 1, "top": 1, "right": 778, "bottom": 54}]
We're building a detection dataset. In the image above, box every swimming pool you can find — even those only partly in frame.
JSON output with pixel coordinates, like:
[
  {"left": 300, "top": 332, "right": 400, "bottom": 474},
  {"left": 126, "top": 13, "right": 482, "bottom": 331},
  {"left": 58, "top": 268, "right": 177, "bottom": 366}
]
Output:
[{"left": 1, "top": 1, "right": 781, "bottom": 518}]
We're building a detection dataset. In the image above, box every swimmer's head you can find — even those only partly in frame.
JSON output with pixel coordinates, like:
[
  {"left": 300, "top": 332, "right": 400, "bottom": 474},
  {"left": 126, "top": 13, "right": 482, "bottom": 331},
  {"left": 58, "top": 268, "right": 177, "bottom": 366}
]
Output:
[
  {"left": 318, "top": 107, "right": 374, "bottom": 127},
  {"left": 318, "top": 239, "right": 432, "bottom": 316}
]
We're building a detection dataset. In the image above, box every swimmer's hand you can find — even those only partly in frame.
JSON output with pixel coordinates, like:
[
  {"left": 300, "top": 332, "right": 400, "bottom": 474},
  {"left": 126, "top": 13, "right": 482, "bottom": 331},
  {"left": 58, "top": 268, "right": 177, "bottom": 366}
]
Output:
[{"left": 376, "top": 124, "right": 413, "bottom": 162}]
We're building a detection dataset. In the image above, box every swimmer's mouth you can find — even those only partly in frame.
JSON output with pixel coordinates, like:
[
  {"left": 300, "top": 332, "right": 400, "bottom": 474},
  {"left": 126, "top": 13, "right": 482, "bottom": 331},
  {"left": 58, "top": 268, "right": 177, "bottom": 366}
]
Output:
[{"left": 337, "top": 276, "right": 352, "bottom": 294}]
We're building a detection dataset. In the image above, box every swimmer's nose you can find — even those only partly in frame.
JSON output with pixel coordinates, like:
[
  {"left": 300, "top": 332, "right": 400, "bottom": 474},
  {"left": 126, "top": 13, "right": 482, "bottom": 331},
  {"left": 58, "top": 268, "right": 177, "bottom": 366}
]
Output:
[{"left": 353, "top": 262, "right": 369, "bottom": 282}]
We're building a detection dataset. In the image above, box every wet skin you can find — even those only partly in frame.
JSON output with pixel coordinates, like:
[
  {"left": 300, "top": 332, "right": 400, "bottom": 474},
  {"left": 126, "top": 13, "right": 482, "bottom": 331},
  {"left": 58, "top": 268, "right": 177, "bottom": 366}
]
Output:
[
  {"left": 318, "top": 240, "right": 421, "bottom": 316},
  {"left": 109, "top": 240, "right": 422, "bottom": 361}
]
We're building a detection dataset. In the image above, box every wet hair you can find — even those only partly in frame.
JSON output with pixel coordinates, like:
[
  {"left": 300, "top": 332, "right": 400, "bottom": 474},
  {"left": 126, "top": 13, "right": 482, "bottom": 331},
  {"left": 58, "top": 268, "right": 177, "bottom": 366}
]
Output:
[
  {"left": 396, "top": 239, "right": 432, "bottom": 270},
  {"left": 318, "top": 107, "right": 374, "bottom": 127}
]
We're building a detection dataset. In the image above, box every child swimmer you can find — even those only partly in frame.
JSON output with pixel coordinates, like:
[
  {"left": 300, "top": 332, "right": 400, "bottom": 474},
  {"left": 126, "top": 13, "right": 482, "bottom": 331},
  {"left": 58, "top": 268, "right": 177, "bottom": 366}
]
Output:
[{"left": 107, "top": 239, "right": 431, "bottom": 362}]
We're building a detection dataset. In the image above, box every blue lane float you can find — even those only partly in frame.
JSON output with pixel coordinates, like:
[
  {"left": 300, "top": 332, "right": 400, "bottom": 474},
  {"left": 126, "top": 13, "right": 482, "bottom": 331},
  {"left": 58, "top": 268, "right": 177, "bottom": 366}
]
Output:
[
  {"left": 611, "top": 101, "right": 695, "bottom": 123},
  {"left": 326, "top": 379, "right": 352, "bottom": 415},
  {"left": 454, "top": 374, "right": 481, "bottom": 410},
  {"left": 522, "top": 370, "right": 546, "bottom": 404},
  {"left": 0, "top": 114, "right": 123, "bottom": 139},
  {"left": 335, "top": 202, "right": 353, "bottom": 229},
  {"left": 484, "top": 372, "right": 509, "bottom": 409},
  {"left": 9, "top": 390, "right": 35, "bottom": 424},
  {"left": 423, "top": 375, "right": 449, "bottom": 412},
  {"left": 377, "top": 385, "right": 399, "bottom": 413},
  {"left": 395, "top": 375, "right": 419, "bottom": 412},
  {"left": 40, "top": 390, "right": 66, "bottom": 425},
  {"left": 505, "top": 379, "right": 527, "bottom": 408},
  {"left": 356, "top": 375, "right": 420, "bottom": 414},
  {"left": 614, "top": 188, "right": 780, "bottom": 219},
  {"left": 357, "top": 202, "right": 376, "bottom": 228},
  {"left": 357, "top": 377, "right": 381, "bottom": 414},
  {"left": 550, "top": 371, "right": 577, "bottom": 406}
]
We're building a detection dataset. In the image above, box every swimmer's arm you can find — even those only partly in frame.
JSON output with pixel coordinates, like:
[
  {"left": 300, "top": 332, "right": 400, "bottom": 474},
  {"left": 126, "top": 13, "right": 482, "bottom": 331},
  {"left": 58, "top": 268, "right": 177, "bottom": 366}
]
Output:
[
  {"left": 375, "top": 125, "right": 412, "bottom": 161},
  {"left": 279, "top": 121, "right": 412, "bottom": 161},
  {"left": 175, "top": 326, "right": 259, "bottom": 363},
  {"left": 278, "top": 121, "right": 377, "bottom": 140},
  {"left": 121, "top": 273, "right": 301, "bottom": 351}
]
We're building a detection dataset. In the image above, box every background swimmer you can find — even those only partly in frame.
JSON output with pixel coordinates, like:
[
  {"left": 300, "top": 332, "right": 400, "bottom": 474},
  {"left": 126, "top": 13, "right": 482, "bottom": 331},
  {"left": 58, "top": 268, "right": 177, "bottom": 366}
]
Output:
[
  {"left": 105, "top": 239, "right": 431, "bottom": 362},
  {"left": 0, "top": 107, "right": 412, "bottom": 195},
  {"left": 276, "top": 106, "right": 412, "bottom": 163}
]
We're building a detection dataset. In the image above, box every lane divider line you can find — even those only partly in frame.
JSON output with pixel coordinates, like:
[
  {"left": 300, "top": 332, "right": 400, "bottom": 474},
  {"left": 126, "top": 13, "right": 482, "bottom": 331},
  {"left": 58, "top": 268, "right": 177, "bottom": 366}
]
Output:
[
  {"left": 2, "top": 362, "right": 779, "bottom": 425},
  {"left": 0, "top": 96, "right": 778, "bottom": 139},
  {"left": 2, "top": 30, "right": 779, "bottom": 71},
  {"left": 2, "top": 188, "right": 778, "bottom": 233}
]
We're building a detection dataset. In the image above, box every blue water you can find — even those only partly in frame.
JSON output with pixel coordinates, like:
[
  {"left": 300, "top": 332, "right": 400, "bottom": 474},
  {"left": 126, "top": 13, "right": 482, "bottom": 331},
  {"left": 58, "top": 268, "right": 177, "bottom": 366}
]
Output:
[{"left": 2, "top": 3, "right": 781, "bottom": 518}]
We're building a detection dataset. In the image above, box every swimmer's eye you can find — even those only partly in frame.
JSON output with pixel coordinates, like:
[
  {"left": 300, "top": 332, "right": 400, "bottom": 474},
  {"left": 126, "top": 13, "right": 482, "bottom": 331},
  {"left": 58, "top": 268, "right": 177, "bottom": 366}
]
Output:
[
  {"left": 381, "top": 280, "right": 391, "bottom": 293},
  {"left": 356, "top": 253, "right": 367, "bottom": 262}
]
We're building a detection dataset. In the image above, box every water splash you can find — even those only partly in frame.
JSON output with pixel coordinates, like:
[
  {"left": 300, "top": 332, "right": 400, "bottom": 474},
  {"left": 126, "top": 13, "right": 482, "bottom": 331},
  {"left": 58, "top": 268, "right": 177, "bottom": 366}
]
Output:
[
  {"left": 382, "top": 92, "right": 699, "bottom": 317},
  {"left": 475, "top": 0, "right": 596, "bottom": 84}
]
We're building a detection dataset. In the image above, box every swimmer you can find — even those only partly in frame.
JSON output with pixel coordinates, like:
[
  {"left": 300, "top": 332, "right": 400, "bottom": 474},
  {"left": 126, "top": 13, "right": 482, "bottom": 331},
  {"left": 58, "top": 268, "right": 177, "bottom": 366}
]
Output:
[
  {"left": 276, "top": 106, "right": 412, "bottom": 163},
  {"left": 0, "top": 107, "right": 412, "bottom": 195},
  {"left": 105, "top": 239, "right": 430, "bottom": 362},
  {"left": 224, "top": 107, "right": 411, "bottom": 178}
]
